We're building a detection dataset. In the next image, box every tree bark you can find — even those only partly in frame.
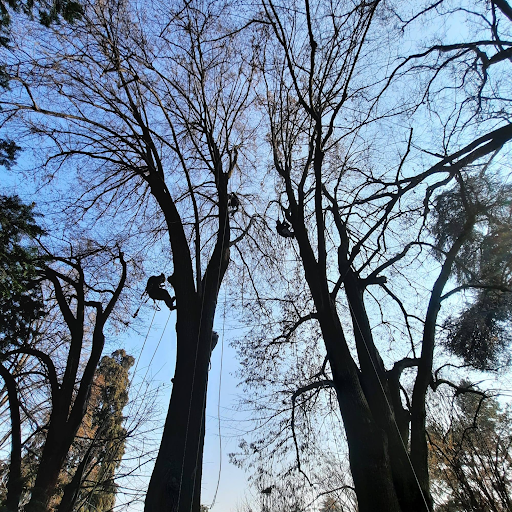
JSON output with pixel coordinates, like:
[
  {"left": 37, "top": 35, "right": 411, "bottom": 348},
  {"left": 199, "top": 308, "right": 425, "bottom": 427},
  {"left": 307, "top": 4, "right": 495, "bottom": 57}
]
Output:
[
  {"left": 144, "top": 315, "right": 213, "bottom": 512},
  {"left": 25, "top": 426, "right": 75, "bottom": 512},
  {"left": 292, "top": 212, "right": 417, "bottom": 511},
  {"left": 294, "top": 225, "right": 404, "bottom": 510},
  {"left": 315, "top": 304, "right": 403, "bottom": 512},
  {"left": 0, "top": 364, "right": 23, "bottom": 512},
  {"left": 144, "top": 161, "right": 230, "bottom": 512}
]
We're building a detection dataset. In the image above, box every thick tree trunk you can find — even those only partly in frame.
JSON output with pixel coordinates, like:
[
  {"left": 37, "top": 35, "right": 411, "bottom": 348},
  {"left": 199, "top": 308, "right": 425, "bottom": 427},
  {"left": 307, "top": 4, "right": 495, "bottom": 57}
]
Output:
[
  {"left": 290, "top": 221, "right": 399, "bottom": 510},
  {"left": 25, "top": 353, "right": 107, "bottom": 512},
  {"left": 144, "top": 316, "right": 212, "bottom": 512},
  {"left": 192, "top": 414, "right": 206, "bottom": 512},
  {"left": 25, "top": 425, "right": 74, "bottom": 512},
  {"left": 143, "top": 170, "right": 229, "bottom": 512},
  {"left": 323, "top": 307, "right": 433, "bottom": 511},
  {"left": 295, "top": 242, "right": 415, "bottom": 510},
  {"left": 321, "top": 323, "right": 402, "bottom": 512},
  {"left": 339, "top": 394, "right": 402, "bottom": 512},
  {"left": 343, "top": 271, "right": 430, "bottom": 510},
  {"left": 328, "top": 335, "right": 432, "bottom": 511}
]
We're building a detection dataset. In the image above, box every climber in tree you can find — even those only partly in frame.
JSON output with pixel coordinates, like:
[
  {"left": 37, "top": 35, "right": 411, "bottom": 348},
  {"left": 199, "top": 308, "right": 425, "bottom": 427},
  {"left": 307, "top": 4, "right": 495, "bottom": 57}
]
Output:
[
  {"left": 145, "top": 274, "right": 176, "bottom": 311},
  {"left": 276, "top": 219, "right": 295, "bottom": 238}
]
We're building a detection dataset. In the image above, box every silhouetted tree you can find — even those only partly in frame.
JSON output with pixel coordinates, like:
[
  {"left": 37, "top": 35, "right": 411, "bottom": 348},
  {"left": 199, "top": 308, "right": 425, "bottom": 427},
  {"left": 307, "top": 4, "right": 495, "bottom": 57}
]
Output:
[
  {"left": 0, "top": 1, "right": 257, "bottom": 511},
  {"left": 0, "top": 240, "right": 127, "bottom": 512},
  {"left": 233, "top": 1, "right": 512, "bottom": 511}
]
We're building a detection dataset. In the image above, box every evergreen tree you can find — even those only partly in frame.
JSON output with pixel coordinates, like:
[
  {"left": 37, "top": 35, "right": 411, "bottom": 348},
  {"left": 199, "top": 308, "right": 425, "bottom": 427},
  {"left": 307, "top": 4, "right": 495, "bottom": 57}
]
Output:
[
  {"left": 0, "top": 0, "right": 82, "bottom": 47},
  {"left": 59, "top": 350, "right": 134, "bottom": 512},
  {"left": 0, "top": 349, "right": 135, "bottom": 512},
  {"left": 431, "top": 175, "right": 512, "bottom": 370},
  {"left": 0, "top": 195, "right": 45, "bottom": 510},
  {"left": 0, "top": 194, "right": 44, "bottom": 349}
]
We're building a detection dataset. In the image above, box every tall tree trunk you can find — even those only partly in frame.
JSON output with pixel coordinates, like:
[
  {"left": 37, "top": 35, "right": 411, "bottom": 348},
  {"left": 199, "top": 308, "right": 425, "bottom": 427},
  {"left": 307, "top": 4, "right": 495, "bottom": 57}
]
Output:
[
  {"left": 291, "top": 217, "right": 400, "bottom": 510},
  {"left": 0, "top": 365, "right": 23, "bottom": 512},
  {"left": 143, "top": 166, "right": 229, "bottom": 512},
  {"left": 343, "top": 270, "right": 429, "bottom": 511},
  {"left": 319, "top": 314, "right": 403, "bottom": 512},
  {"left": 144, "top": 314, "right": 212, "bottom": 512},
  {"left": 25, "top": 424, "right": 74, "bottom": 512}
]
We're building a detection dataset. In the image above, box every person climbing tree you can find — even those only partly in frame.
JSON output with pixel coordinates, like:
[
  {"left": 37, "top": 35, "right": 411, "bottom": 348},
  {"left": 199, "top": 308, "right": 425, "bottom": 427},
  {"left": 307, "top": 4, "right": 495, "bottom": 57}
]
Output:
[{"left": 145, "top": 274, "right": 176, "bottom": 311}]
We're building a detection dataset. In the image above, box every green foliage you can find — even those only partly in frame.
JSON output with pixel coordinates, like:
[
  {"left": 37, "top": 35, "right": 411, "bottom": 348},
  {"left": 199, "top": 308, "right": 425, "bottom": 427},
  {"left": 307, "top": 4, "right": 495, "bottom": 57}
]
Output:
[
  {"left": 37, "top": 0, "right": 83, "bottom": 27},
  {"left": 94, "top": 349, "right": 134, "bottom": 425},
  {"left": 0, "top": 139, "right": 21, "bottom": 167},
  {"left": 444, "top": 291, "right": 512, "bottom": 370},
  {"left": 0, "top": 0, "right": 82, "bottom": 45},
  {"left": 0, "top": 194, "right": 45, "bottom": 349},
  {"left": 431, "top": 173, "right": 512, "bottom": 369},
  {"left": 431, "top": 184, "right": 474, "bottom": 253},
  {"left": 431, "top": 174, "right": 512, "bottom": 262},
  {"left": 75, "top": 349, "right": 134, "bottom": 512}
]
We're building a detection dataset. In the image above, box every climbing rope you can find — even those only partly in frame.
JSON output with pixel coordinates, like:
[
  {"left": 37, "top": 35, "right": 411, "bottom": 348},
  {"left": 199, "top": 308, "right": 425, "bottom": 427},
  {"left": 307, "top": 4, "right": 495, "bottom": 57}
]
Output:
[
  {"left": 347, "top": 300, "right": 431, "bottom": 511},
  {"left": 131, "top": 308, "right": 157, "bottom": 384},
  {"left": 131, "top": 308, "right": 173, "bottom": 408},
  {"left": 209, "top": 286, "right": 228, "bottom": 509},
  {"left": 179, "top": 197, "right": 231, "bottom": 511}
]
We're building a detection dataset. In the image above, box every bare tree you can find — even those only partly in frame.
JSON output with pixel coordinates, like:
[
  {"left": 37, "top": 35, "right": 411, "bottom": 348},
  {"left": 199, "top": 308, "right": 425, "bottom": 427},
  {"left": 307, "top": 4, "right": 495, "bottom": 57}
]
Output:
[
  {"left": 0, "top": 1, "right": 257, "bottom": 510},
  {"left": 0, "top": 241, "right": 127, "bottom": 512},
  {"left": 428, "top": 388, "right": 512, "bottom": 511},
  {"left": 232, "top": 0, "right": 512, "bottom": 511}
]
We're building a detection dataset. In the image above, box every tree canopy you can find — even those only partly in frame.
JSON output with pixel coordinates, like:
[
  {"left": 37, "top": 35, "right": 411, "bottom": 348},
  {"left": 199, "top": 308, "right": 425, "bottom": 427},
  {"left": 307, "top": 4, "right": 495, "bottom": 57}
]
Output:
[{"left": 1, "top": 0, "right": 512, "bottom": 511}]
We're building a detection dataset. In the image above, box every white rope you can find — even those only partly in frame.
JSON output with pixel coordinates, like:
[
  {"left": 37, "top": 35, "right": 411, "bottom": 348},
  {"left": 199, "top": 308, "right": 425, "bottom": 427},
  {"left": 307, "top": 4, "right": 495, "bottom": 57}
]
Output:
[
  {"left": 138, "top": 309, "right": 172, "bottom": 391},
  {"left": 209, "top": 286, "right": 227, "bottom": 509},
  {"left": 178, "top": 200, "right": 230, "bottom": 512},
  {"left": 131, "top": 308, "right": 157, "bottom": 380},
  {"left": 347, "top": 300, "right": 431, "bottom": 511},
  {"left": 127, "top": 306, "right": 169, "bottom": 419}
]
